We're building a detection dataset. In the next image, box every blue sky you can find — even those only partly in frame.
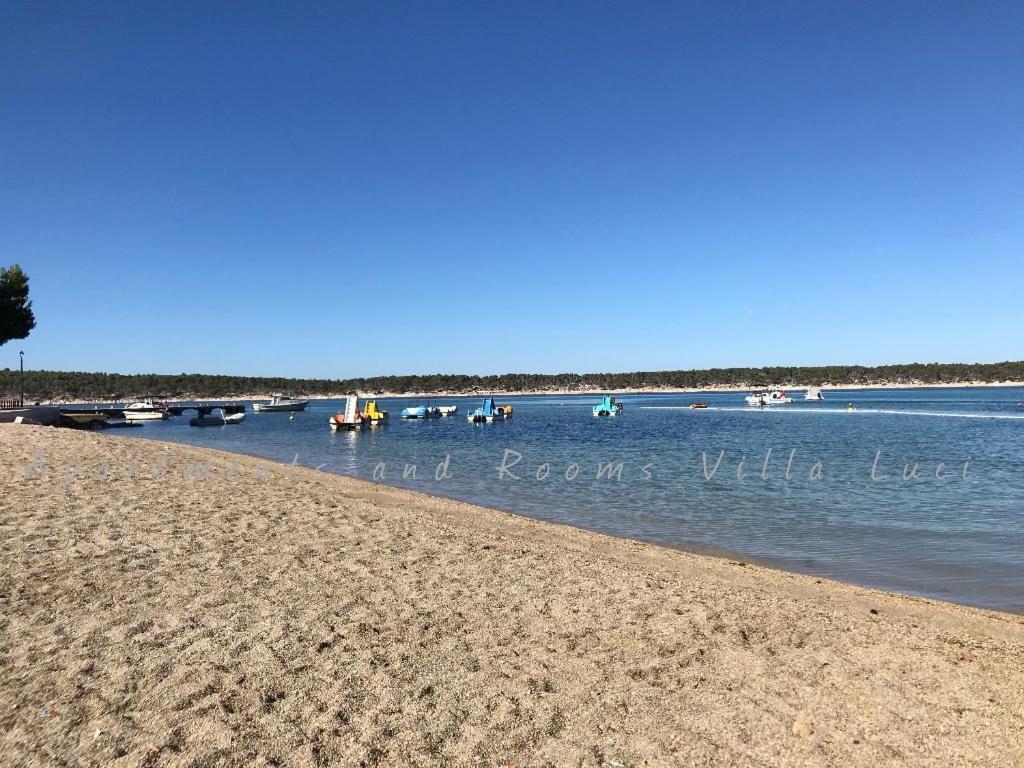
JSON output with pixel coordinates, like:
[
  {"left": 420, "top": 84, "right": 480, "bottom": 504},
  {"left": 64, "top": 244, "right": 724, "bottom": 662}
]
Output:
[{"left": 2, "top": 2, "right": 1021, "bottom": 378}]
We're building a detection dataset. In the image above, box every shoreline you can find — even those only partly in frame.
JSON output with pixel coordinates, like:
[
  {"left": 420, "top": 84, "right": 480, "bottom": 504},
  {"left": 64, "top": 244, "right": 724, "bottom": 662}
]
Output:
[
  {"left": 19, "top": 424, "right": 1020, "bottom": 614},
  {"left": 356, "top": 380, "right": 1024, "bottom": 399},
  {"left": 55, "top": 430, "right": 1024, "bottom": 616},
  {"left": 32, "top": 379, "right": 1024, "bottom": 405},
  {"left": 2, "top": 424, "right": 1022, "bottom": 764}
]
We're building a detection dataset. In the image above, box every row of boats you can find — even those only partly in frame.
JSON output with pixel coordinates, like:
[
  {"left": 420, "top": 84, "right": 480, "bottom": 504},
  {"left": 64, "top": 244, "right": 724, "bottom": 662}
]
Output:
[
  {"left": 135, "top": 393, "right": 310, "bottom": 425},
  {"left": 116, "top": 393, "right": 310, "bottom": 421},
  {"left": 327, "top": 388, "right": 823, "bottom": 428},
  {"left": 331, "top": 394, "right": 628, "bottom": 429},
  {"left": 328, "top": 397, "right": 516, "bottom": 430},
  {"left": 65, "top": 387, "right": 827, "bottom": 430},
  {"left": 62, "top": 393, "right": 308, "bottom": 428}
]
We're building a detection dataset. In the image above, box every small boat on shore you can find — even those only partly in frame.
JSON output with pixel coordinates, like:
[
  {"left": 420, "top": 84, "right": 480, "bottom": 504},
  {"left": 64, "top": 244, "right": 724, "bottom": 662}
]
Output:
[
  {"left": 805, "top": 386, "right": 824, "bottom": 401},
  {"left": 123, "top": 397, "right": 170, "bottom": 421},
  {"left": 745, "top": 390, "right": 794, "bottom": 407},
  {"left": 467, "top": 398, "right": 499, "bottom": 423},
  {"left": 190, "top": 406, "right": 246, "bottom": 426},
  {"left": 593, "top": 395, "right": 623, "bottom": 417},
  {"left": 253, "top": 393, "right": 309, "bottom": 412}
]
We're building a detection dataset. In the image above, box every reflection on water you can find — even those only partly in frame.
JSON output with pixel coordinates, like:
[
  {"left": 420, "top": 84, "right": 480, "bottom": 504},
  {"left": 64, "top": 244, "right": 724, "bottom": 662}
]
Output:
[{"left": 121, "top": 387, "right": 1024, "bottom": 612}]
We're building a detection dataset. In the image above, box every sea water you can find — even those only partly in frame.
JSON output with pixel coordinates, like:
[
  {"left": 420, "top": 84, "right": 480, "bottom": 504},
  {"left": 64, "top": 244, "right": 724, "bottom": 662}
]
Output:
[{"left": 119, "top": 387, "right": 1024, "bottom": 612}]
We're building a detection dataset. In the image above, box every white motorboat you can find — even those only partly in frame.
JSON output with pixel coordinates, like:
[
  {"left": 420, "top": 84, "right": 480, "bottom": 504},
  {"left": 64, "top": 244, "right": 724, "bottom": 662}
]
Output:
[
  {"left": 123, "top": 397, "right": 169, "bottom": 421},
  {"left": 436, "top": 405, "right": 458, "bottom": 416},
  {"left": 745, "top": 390, "right": 794, "bottom": 407},
  {"left": 252, "top": 393, "right": 309, "bottom": 412},
  {"left": 805, "top": 386, "right": 824, "bottom": 401}
]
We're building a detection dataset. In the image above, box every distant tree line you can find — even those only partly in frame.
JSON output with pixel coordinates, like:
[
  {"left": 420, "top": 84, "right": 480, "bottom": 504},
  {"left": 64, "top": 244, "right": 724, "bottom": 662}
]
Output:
[{"left": 2, "top": 361, "right": 1023, "bottom": 402}]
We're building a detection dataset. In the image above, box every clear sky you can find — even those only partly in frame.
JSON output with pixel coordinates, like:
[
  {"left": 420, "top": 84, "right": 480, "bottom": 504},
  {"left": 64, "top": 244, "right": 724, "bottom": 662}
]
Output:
[{"left": 2, "top": 1, "right": 1021, "bottom": 378}]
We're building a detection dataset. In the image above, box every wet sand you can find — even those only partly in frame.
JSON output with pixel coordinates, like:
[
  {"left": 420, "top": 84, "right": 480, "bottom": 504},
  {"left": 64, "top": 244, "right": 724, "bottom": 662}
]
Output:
[{"left": 1, "top": 425, "right": 1022, "bottom": 766}]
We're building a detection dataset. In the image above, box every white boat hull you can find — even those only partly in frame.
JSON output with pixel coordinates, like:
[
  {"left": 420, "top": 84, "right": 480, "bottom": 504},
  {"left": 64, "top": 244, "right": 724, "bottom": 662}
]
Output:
[
  {"left": 745, "top": 393, "right": 794, "bottom": 407},
  {"left": 123, "top": 410, "right": 168, "bottom": 421},
  {"left": 330, "top": 418, "right": 364, "bottom": 431}
]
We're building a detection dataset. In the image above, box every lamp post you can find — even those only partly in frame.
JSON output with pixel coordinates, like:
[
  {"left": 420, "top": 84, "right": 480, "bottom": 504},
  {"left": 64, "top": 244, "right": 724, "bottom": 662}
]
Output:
[{"left": 19, "top": 351, "right": 24, "bottom": 406}]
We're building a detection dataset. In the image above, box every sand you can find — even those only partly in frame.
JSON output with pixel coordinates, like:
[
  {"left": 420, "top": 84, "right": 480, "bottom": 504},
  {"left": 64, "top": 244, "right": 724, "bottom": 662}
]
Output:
[{"left": 1, "top": 425, "right": 1022, "bottom": 767}]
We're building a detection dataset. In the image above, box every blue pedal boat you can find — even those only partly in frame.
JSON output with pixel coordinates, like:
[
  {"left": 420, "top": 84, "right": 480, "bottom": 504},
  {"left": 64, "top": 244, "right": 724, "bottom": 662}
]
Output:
[
  {"left": 593, "top": 395, "right": 623, "bottom": 417},
  {"left": 467, "top": 397, "right": 499, "bottom": 423}
]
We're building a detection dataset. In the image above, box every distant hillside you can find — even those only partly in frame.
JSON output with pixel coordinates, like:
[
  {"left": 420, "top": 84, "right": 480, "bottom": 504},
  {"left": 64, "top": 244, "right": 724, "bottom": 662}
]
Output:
[{"left": 2, "top": 361, "right": 1023, "bottom": 402}]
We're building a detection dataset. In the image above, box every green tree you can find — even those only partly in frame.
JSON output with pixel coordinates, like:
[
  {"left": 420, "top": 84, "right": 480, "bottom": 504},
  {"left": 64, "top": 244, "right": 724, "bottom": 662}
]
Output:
[{"left": 0, "top": 264, "right": 35, "bottom": 346}]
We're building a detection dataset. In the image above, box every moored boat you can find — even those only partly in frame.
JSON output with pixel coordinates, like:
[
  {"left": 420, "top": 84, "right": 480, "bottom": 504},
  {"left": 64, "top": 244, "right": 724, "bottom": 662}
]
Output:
[
  {"left": 363, "top": 400, "right": 389, "bottom": 426},
  {"left": 690, "top": 402, "right": 709, "bottom": 409},
  {"left": 403, "top": 404, "right": 446, "bottom": 419},
  {"left": 189, "top": 406, "right": 246, "bottom": 426},
  {"left": 495, "top": 404, "right": 513, "bottom": 419},
  {"left": 436, "top": 405, "right": 458, "bottom": 416},
  {"left": 593, "top": 395, "right": 623, "bottom": 417},
  {"left": 253, "top": 393, "right": 310, "bottom": 412},
  {"left": 467, "top": 398, "right": 499, "bottom": 423},
  {"left": 745, "top": 390, "right": 794, "bottom": 407},
  {"left": 123, "top": 397, "right": 170, "bottom": 421},
  {"left": 804, "top": 386, "right": 824, "bottom": 401},
  {"left": 330, "top": 395, "right": 363, "bottom": 430}
]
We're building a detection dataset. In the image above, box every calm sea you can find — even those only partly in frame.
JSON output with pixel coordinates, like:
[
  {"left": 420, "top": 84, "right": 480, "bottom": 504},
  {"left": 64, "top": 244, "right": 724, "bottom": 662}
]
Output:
[{"left": 117, "top": 387, "right": 1024, "bottom": 612}]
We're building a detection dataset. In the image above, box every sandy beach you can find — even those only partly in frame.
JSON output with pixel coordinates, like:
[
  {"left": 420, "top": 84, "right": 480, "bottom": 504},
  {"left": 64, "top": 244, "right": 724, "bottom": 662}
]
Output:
[{"left": 1, "top": 425, "right": 1022, "bottom": 767}]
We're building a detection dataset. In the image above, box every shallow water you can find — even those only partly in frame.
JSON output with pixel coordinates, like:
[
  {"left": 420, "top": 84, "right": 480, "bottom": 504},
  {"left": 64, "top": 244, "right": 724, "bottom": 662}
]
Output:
[{"left": 117, "top": 387, "right": 1024, "bottom": 612}]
